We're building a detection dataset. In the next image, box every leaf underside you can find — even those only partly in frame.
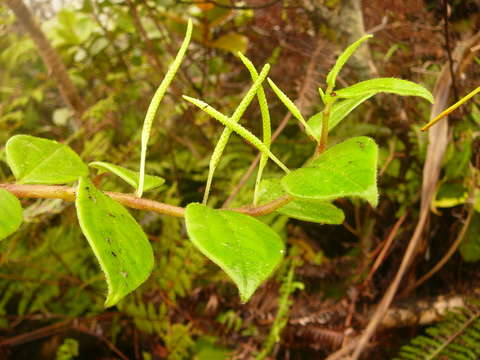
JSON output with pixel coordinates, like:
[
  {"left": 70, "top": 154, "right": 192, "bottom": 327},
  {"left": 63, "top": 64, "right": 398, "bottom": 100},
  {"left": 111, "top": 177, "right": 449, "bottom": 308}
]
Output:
[
  {"left": 0, "top": 189, "right": 23, "bottom": 241},
  {"left": 282, "top": 136, "right": 379, "bottom": 207},
  {"left": 335, "top": 78, "right": 434, "bottom": 103},
  {"left": 75, "top": 177, "right": 154, "bottom": 307},
  {"left": 185, "top": 203, "right": 285, "bottom": 303},
  {"left": 89, "top": 161, "right": 165, "bottom": 192},
  {"left": 6, "top": 135, "right": 88, "bottom": 184},
  {"left": 258, "top": 179, "right": 344, "bottom": 224}
]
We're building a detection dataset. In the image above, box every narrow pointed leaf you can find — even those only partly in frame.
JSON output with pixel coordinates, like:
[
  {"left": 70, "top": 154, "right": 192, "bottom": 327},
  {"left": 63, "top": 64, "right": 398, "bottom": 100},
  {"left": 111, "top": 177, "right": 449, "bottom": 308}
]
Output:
[
  {"left": 0, "top": 189, "right": 23, "bottom": 240},
  {"left": 282, "top": 137, "right": 378, "bottom": 206},
  {"left": 335, "top": 78, "right": 434, "bottom": 103},
  {"left": 76, "top": 177, "right": 154, "bottom": 307},
  {"left": 202, "top": 63, "right": 270, "bottom": 204},
  {"left": 267, "top": 78, "right": 317, "bottom": 141},
  {"left": 138, "top": 19, "right": 192, "bottom": 197},
  {"left": 90, "top": 161, "right": 164, "bottom": 192},
  {"left": 6, "top": 135, "right": 88, "bottom": 184},
  {"left": 258, "top": 179, "right": 344, "bottom": 224},
  {"left": 308, "top": 93, "right": 375, "bottom": 138},
  {"left": 237, "top": 52, "right": 271, "bottom": 205},
  {"left": 183, "top": 95, "right": 289, "bottom": 173},
  {"left": 185, "top": 203, "right": 285, "bottom": 303},
  {"left": 326, "top": 34, "right": 373, "bottom": 90}
]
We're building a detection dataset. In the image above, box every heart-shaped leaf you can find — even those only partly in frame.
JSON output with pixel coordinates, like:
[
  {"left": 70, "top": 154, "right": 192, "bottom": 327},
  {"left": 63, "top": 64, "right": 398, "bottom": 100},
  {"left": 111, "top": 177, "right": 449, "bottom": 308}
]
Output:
[
  {"left": 258, "top": 179, "right": 344, "bottom": 224},
  {"left": 6, "top": 135, "right": 88, "bottom": 184},
  {"left": 335, "top": 78, "right": 434, "bottom": 103},
  {"left": 89, "top": 161, "right": 165, "bottom": 192},
  {"left": 76, "top": 177, "right": 154, "bottom": 307},
  {"left": 185, "top": 203, "right": 284, "bottom": 303},
  {"left": 0, "top": 189, "right": 23, "bottom": 240},
  {"left": 282, "top": 137, "right": 378, "bottom": 206},
  {"left": 308, "top": 93, "right": 375, "bottom": 139}
]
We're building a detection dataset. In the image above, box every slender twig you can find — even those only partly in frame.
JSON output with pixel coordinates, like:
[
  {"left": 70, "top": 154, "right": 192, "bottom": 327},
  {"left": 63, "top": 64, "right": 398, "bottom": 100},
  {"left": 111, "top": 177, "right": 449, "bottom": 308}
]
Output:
[
  {"left": 402, "top": 193, "right": 475, "bottom": 296},
  {"left": 175, "top": 0, "right": 282, "bottom": 10},
  {"left": 5, "top": 0, "right": 86, "bottom": 126},
  {"left": 363, "top": 214, "right": 407, "bottom": 286},
  {"left": 0, "top": 183, "right": 292, "bottom": 218},
  {"left": 124, "top": 0, "right": 163, "bottom": 71},
  {"left": 443, "top": 0, "right": 458, "bottom": 101}
]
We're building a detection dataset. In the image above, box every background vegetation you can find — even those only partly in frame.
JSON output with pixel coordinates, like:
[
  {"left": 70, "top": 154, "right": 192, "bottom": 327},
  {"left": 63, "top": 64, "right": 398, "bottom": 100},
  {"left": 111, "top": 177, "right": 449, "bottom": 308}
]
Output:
[{"left": 0, "top": 0, "right": 480, "bottom": 358}]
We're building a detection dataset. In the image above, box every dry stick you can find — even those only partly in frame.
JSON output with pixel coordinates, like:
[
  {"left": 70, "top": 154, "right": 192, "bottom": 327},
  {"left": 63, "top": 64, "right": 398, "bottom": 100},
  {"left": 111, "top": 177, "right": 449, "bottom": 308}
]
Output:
[
  {"left": 91, "top": 0, "right": 133, "bottom": 81},
  {"left": 0, "top": 183, "right": 293, "bottom": 219},
  {"left": 350, "top": 212, "right": 430, "bottom": 360},
  {"left": 363, "top": 213, "right": 407, "bottom": 286},
  {"left": 350, "top": 32, "right": 480, "bottom": 360},
  {"left": 0, "top": 313, "right": 115, "bottom": 347},
  {"left": 5, "top": 0, "right": 86, "bottom": 127},
  {"left": 74, "top": 325, "right": 129, "bottom": 360},
  {"left": 124, "top": 0, "right": 163, "bottom": 71},
  {"left": 222, "top": 34, "right": 325, "bottom": 207},
  {"left": 404, "top": 201, "right": 474, "bottom": 296}
]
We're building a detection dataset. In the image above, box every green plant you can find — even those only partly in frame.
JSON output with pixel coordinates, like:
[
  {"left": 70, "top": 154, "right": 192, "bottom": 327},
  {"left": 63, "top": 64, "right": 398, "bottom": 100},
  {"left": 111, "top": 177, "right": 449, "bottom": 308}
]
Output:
[
  {"left": 395, "top": 301, "right": 480, "bottom": 360},
  {"left": 0, "top": 22, "right": 434, "bottom": 308}
]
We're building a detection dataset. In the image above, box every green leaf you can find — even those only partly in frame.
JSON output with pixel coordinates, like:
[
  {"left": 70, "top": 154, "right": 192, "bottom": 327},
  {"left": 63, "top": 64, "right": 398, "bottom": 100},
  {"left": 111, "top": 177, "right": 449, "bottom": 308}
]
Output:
[
  {"left": 0, "top": 189, "right": 23, "bottom": 241},
  {"left": 185, "top": 203, "right": 285, "bottom": 303},
  {"left": 460, "top": 212, "right": 480, "bottom": 263},
  {"left": 308, "top": 93, "right": 375, "bottom": 139},
  {"left": 6, "top": 135, "right": 88, "bottom": 184},
  {"left": 89, "top": 161, "right": 165, "bottom": 192},
  {"left": 211, "top": 33, "right": 248, "bottom": 53},
  {"left": 335, "top": 78, "right": 434, "bottom": 103},
  {"left": 326, "top": 34, "right": 373, "bottom": 90},
  {"left": 282, "top": 137, "right": 379, "bottom": 206},
  {"left": 75, "top": 177, "right": 154, "bottom": 307},
  {"left": 258, "top": 179, "right": 344, "bottom": 224}
]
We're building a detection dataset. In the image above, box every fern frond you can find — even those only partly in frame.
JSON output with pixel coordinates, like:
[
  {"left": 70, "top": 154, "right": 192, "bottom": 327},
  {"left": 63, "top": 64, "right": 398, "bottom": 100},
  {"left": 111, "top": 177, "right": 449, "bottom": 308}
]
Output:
[{"left": 395, "top": 300, "right": 480, "bottom": 360}]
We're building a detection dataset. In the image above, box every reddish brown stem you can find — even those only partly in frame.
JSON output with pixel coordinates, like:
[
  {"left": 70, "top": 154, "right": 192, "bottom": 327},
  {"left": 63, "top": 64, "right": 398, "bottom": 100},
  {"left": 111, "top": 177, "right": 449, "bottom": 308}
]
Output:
[{"left": 0, "top": 183, "right": 292, "bottom": 218}]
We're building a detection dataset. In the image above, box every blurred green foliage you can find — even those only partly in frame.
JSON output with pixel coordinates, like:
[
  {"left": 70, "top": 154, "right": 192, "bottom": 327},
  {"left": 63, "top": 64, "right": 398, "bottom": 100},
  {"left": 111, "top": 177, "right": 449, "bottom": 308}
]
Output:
[{"left": 1, "top": 0, "right": 480, "bottom": 358}]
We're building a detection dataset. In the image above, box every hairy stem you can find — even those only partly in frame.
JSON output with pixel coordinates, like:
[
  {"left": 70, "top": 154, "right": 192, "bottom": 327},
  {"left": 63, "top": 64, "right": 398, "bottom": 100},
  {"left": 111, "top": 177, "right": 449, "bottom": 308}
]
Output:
[
  {"left": 0, "top": 184, "right": 292, "bottom": 218},
  {"left": 316, "top": 100, "right": 332, "bottom": 155}
]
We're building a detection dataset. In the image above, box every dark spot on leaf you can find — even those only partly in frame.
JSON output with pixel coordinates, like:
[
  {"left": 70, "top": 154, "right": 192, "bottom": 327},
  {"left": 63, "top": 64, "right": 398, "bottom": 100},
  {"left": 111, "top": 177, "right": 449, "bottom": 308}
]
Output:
[
  {"left": 330, "top": 91, "right": 337, "bottom": 97},
  {"left": 108, "top": 212, "right": 116, "bottom": 218},
  {"left": 111, "top": 251, "right": 117, "bottom": 257},
  {"left": 357, "top": 141, "right": 365, "bottom": 149}
]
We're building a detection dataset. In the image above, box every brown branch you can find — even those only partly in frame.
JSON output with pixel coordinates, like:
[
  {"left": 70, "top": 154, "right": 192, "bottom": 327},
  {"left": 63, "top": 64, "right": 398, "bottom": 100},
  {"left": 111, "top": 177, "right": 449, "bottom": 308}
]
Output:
[
  {"left": 175, "top": 0, "right": 282, "bottom": 10},
  {"left": 0, "top": 183, "right": 292, "bottom": 219},
  {"left": 124, "top": 0, "right": 163, "bottom": 71},
  {"left": 403, "top": 193, "right": 475, "bottom": 295},
  {"left": 5, "top": 0, "right": 86, "bottom": 126}
]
